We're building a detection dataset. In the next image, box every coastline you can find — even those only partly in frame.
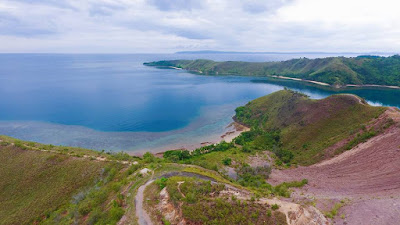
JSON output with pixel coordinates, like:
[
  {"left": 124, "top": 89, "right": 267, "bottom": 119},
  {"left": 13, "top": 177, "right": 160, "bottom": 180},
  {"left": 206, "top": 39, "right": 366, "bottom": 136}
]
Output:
[
  {"left": 346, "top": 84, "right": 400, "bottom": 89},
  {"left": 140, "top": 121, "right": 250, "bottom": 157},
  {"left": 269, "top": 75, "right": 330, "bottom": 86},
  {"left": 168, "top": 66, "right": 400, "bottom": 90},
  {"left": 266, "top": 75, "right": 400, "bottom": 89}
]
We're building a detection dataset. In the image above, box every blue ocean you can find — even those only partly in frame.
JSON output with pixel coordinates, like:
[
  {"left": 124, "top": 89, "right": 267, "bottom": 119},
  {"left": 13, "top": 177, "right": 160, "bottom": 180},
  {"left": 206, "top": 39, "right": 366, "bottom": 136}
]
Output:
[{"left": 0, "top": 53, "right": 399, "bottom": 152}]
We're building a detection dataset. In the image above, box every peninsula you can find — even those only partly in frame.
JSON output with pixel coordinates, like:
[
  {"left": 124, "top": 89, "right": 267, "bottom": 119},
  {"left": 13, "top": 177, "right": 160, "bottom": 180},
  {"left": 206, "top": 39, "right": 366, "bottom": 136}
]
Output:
[{"left": 144, "top": 55, "right": 400, "bottom": 88}]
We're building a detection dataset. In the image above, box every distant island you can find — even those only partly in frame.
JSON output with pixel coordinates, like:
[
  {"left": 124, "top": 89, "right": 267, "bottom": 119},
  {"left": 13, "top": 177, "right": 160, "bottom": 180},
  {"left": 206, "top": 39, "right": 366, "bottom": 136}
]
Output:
[{"left": 144, "top": 55, "right": 400, "bottom": 88}]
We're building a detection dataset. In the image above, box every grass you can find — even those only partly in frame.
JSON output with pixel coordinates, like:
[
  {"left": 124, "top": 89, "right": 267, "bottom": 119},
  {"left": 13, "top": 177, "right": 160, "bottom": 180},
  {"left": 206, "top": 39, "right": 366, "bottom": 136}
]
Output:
[
  {"left": 324, "top": 199, "right": 349, "bottom": 219},
  {"left": 0, "top": 135, "right": 141, "bottom": 163},
  {"left": 161, "top": 176, "right": 288, "bottom": 225},
  {"left": 143, "top": 182, "right": 164, "bottom": 223},
  {"left": 0, "top": 136, "right": 147, "bottom": 225},
  {"left": 182, "top": 166, "right": 233, "bottom": 184},
  {"left": 234, "top": 90, "right": 386, "bottom": 165},
  {"left": 324, "top": 203, "right": 343, "bottom": 219},
  {"left": 183, "top": 147, "right": 251, "bottom": 171},
  {"left": 0, "top": 145, "right": 108, "bottom": 225}
]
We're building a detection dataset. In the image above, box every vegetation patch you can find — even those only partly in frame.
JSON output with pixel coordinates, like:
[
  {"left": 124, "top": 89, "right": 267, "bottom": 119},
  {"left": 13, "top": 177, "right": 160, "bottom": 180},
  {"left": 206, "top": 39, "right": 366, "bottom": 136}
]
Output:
[
  {"left": 162, "top": 176, "right": 287, "bottom": 225},
  {"left": 233, "top": 89, "right": 385, "bottom": 165},
  {"left": 0, "top": 146, "right": 106, "bottom": 225}
]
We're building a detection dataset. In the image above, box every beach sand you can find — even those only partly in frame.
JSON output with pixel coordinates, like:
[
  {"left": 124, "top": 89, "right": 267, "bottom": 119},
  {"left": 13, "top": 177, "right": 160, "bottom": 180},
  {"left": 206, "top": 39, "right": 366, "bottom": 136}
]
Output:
[{"left": 135, "top": 121, "right": 250, "bottom": 157}]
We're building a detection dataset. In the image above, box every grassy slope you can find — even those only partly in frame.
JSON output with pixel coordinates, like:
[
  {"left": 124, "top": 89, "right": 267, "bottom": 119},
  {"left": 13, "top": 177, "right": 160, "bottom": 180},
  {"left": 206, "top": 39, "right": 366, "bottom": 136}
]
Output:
[
  {"left": 0, "top": 145, "right": 106, "bottom": 225},
  {"left": 144, "top": 55, "right": 400, "bottom": 86},
  {"left": 235, "top": 90, "right": 386, "bottom": 165},
  {"left": 145, "top": 176, "right": 287, "bottom": 225}
]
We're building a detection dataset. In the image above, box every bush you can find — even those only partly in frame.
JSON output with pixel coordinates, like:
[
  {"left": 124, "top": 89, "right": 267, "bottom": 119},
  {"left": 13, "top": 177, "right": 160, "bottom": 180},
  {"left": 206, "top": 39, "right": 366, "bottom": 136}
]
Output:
[
  {"left": 110, "top": 152, "right": 132, "bottom": 161},
  {"left": 87, "top": 208, "right": 102, "bottom": 225},
  {"left": 109, "top": 205, "right": 124, "bottom": 221},
  {"left": 143, "top": 152, "right": 156, "bottom": 163},
  {"left": 155, "top": 177, "right": 168, "bottom": 190},
  {"left": 164, "top": 150, "right": 191, "bottom": 162},
  {"left": 273, "top": 179, "right": 308, "bottom": 197},
  {"left": 222, "top": 158, "right": 232, "bottom": 166},
  {"left": 274, "top": 148, "right": 294, "bottom": 163},
  {"left": 237, "top": 164, "right": 272, "bottom": 188},
  {"left": 78, "top": 200, "right": 93, "bottom": 215},
  {"left": 266, "top": 209, "right": 272, "bottom": 217},
  {"left": 271, "top": 204, "right": 279, "bottom": 210}
]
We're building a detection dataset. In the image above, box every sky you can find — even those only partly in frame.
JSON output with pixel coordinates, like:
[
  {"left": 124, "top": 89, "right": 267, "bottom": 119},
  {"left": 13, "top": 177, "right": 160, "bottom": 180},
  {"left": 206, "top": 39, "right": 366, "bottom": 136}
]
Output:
[{"left": 0, "top": 0, "right": 399, "bottom": 53}]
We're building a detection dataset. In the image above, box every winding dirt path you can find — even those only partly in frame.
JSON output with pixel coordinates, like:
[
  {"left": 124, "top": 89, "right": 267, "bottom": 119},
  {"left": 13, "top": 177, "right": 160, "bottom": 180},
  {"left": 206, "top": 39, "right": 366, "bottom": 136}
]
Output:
[
  {"left": 135, "top": 180, "right": 154, "bottom": 225},
  {"left": 134, "top": 171, "right": 328, "bottom": 225},
  {"left": 134, "top": 171, "right": 216, "bottom": 225}
]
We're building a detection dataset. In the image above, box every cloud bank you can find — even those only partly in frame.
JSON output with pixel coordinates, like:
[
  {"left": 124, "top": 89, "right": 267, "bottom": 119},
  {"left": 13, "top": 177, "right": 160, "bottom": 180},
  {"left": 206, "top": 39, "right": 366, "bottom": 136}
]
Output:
[{"left": 0, "top": 0, "right": 399, "bottom": 53}]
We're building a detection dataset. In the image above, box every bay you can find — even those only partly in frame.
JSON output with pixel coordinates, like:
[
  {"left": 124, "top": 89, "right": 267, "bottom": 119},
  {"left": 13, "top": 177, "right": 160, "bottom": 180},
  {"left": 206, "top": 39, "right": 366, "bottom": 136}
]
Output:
[{"left": 0, "top": 53, "right": 398, "bottom": 152}]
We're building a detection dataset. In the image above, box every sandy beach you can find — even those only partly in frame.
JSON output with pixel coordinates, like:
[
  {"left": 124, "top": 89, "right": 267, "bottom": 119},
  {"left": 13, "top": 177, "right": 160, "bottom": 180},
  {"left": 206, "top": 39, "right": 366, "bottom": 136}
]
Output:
[
  {"left": 138, "top": 121, "right": 250, "bottom": 157},
  {"left": 269, "top": 75, "right": 330, "bottom": 86}
]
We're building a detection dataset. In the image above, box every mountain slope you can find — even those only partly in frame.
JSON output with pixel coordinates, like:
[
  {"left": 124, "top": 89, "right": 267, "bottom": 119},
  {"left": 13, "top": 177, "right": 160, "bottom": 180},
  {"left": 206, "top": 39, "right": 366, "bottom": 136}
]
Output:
[
  {"left": 267, "top": 105, "right": 400, "bottom": 225},
  {"left": 234, "top": 90, "right": 388, "bottom": 165},
  {"left": 144, "top": 55, "right": 400, "bottom": 87},
  {"left": 0, "top": 145, "right": 105, "bottom": 224},
  {"left": 0, "top": 137, "right": 137, "bottom": 225}
]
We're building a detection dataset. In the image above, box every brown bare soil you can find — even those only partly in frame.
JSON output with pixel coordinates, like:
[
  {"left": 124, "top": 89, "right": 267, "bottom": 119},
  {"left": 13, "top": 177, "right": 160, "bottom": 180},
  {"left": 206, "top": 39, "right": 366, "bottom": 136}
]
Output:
[{"left": 268, "top": 108, "right": 400, "bottom": 224}]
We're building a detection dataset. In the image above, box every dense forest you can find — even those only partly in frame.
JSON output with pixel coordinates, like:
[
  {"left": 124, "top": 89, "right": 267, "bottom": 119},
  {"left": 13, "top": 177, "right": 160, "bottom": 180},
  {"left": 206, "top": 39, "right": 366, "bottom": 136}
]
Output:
[{"left": 144, "top": 55, "right": 400, "bottom": 87}]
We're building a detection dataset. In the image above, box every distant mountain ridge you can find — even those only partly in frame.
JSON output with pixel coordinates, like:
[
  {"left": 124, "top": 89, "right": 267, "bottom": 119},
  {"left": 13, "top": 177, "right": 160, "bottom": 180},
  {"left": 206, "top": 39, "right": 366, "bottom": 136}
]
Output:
[
  {"left": 175, "top": 50, "right": 394, "bottom": 55},
  {"left": 145, "top": 55, "right": 400, "bottom": 87}
]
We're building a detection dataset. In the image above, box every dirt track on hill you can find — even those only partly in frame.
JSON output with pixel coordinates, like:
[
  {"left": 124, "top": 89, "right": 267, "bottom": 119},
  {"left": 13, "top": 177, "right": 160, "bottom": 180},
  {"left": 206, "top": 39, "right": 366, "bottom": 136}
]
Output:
[{"left": 268, "top": 108, "right": 400, "bottom": 224}]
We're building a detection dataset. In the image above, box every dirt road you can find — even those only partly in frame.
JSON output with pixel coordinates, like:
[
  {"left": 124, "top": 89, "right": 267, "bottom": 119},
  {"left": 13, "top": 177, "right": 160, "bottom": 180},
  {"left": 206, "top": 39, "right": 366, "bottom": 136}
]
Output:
[{"left": 135, "top": 180, "right": 154, "bottom": 225}]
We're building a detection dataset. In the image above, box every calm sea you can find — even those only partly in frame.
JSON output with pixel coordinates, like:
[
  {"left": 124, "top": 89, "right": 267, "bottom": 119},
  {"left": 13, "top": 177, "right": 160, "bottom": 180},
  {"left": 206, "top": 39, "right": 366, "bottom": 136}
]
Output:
[{"left": 0, "top": 53, "right": 399, "bottom": 152}]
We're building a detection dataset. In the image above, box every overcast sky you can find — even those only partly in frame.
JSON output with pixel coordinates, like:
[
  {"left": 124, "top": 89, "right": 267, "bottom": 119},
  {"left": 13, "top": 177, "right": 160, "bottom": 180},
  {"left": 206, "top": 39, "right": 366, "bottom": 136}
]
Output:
[{"left": 0, "top": 0, "right": 399, "bottom": 53}]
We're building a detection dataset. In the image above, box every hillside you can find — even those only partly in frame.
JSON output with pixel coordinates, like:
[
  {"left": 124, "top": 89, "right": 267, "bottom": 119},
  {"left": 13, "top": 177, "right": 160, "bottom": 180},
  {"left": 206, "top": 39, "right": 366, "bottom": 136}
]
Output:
[
  {"left": 0, "top": 136, "right": 138, "bottom": 225},
  {"left": 234, "top": 89, "right": 388, "bottom": 165},
  {"left": 144, "top": 55, "right": 400, "bottom": 87},
  {"left": 1, "top": 90, "right": 399, "bottom": 225},
  {"left": 0, "top": 145, "right": 104, "bottom": 224}
]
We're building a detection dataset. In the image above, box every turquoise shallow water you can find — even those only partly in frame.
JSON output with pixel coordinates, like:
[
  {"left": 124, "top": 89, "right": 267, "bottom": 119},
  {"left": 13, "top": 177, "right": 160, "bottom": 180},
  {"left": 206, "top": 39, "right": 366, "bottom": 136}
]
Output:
[{"left": 0, "top": 53, "right": 399, "bottom": 152}]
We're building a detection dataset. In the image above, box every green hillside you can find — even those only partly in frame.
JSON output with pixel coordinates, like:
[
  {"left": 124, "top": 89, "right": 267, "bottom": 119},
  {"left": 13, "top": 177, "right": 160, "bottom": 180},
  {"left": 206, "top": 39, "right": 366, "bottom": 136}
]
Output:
[
  {"left": 234, "top": 90, "right": 388, "bottom": 165},
  {"left": 144, "top": 55, "right": 400, "bottom": 87},
  {"left": 0, "top": 136, "right": 139, "bottom": 225},
  {"left": 0, "top": 146, "right": 104, "bottom": 224}
]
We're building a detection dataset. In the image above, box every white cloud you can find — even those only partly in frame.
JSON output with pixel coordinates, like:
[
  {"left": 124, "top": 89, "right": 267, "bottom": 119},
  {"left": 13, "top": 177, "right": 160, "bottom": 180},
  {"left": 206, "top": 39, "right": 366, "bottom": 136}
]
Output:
[{"left": 0, "top": 0, "right": 399, "bottom": 53}]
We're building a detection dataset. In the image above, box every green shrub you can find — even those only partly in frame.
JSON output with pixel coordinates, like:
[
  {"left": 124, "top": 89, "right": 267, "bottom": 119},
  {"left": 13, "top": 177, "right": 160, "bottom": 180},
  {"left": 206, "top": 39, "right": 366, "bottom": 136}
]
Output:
[
  {"left": 271, "top": 204, "right": 279, "bottom": 210},
  {"left": 155, "top": 177, "right": 168, "bottom": 190},
  {"left": 222, "top": 157, "right": 232, "bottom": 165},
  {"left": 78, "top": 200, "right": 92, "bottom": 215},
  {"left": 164, "top": 150, "right": 191, "bottom": 162},
  {"left": 274, "top": 148, "right": 294, "bottom": 163},
  {"left": 109, "top": 205, "right": 124, "bottom": 221},
  {"left": 143, "top": 152, "right": 156, "bottom": 163}
]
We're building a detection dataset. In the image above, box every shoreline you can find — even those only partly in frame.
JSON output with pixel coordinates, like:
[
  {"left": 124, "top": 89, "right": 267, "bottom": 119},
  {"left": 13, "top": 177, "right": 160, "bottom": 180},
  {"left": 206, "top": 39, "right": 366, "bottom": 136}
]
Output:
[
  {"left": 269, "top": 75, "right": 330, "bottom": 86},
  {"left": 345, "top": 84, "right": 400, "bottom": 89},
  {"left": 269, "top": 75, "right": 400, "bottom": 89},
  {"left": 132, "top": 121, "right": 250, "bottom": 157},
  {"left": 168, "top": 66, "right": 400, "bottom": 90}
]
